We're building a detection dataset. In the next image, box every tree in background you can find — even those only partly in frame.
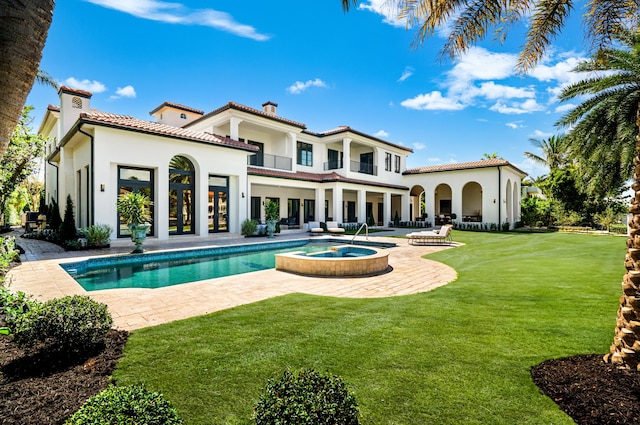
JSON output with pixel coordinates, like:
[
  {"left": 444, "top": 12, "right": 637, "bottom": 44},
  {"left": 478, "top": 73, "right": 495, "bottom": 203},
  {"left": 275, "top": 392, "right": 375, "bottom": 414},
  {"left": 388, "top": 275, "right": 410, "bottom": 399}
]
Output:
[
  {"left": 524, "top": 134, "right": 568, "bottom": 171},
  {"left": 60, "top": 194, "right": 77, "bottom": 242},
  {"left": 0, "top": 107, "right": 46, "bottom": 225},
  {"left": 0, "top": 1, "right": 55, "bottom": 156}
]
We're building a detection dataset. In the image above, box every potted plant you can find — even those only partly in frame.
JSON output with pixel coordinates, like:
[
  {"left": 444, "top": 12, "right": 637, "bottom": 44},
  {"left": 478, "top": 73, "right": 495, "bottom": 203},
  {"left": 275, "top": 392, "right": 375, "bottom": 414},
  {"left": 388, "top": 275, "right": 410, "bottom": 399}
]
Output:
[
  {"left": 116, "top": 192, "right": 152, "bottom": 253},
  {"left": 264, "top": 200, "right": 280, "bottom": 238}
]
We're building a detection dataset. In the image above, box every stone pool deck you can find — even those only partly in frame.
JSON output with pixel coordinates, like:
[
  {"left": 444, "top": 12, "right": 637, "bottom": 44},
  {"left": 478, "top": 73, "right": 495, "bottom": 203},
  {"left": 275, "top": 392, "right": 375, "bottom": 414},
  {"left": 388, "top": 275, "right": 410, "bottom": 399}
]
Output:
[{"left": 5, "top": 229, "right": 458, "bottom": 331}]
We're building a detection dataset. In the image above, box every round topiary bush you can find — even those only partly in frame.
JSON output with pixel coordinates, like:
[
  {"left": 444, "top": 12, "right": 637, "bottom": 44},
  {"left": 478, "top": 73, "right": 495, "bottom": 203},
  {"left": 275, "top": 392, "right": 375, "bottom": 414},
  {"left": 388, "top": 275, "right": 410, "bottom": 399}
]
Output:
[
  {"left": 253, "top": 369, "right": 359, "bottom": 425},
  {"left": 64, "top": 384, "right": 183, "bottom": 425},
  {"left": 14, "top": 295, "right": 112, "bottom": 352}
]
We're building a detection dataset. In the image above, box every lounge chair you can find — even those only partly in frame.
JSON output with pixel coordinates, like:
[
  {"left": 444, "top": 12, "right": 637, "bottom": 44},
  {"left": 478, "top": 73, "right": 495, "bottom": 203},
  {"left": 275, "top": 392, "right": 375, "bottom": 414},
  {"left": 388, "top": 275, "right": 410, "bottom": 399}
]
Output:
[
  {"left": 407, "top": 225, "right": 453, "bottom": 245},
  {"left": 326, "top": 221, "right": 345, "bottom": 234},
  {"left": 308, "top": 221, "right": 324, "bottom": 235}
]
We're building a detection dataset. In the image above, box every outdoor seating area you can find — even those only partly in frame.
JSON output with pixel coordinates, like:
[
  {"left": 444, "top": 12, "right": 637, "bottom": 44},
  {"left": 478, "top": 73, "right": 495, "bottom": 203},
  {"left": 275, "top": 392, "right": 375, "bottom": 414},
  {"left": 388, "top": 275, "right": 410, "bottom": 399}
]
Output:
[
  {"left": 307, "top": 221, "right": 325, "bottom": 235},
  {"left": 406, "top": 224, "right": 453, "bottom": 245},
  {"left": 326, "top": 221, "right": 345, "bottom": 234}
]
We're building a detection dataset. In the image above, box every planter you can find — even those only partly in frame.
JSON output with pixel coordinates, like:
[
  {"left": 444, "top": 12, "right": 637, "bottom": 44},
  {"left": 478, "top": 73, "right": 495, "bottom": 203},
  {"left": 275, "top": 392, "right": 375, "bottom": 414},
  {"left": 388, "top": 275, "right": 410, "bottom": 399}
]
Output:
[
  {"left": 266, "top": 219, "right": 277, "bottom": 238},
  {"left": 129, "top": 223, "right": 150, "bottom": 253}
]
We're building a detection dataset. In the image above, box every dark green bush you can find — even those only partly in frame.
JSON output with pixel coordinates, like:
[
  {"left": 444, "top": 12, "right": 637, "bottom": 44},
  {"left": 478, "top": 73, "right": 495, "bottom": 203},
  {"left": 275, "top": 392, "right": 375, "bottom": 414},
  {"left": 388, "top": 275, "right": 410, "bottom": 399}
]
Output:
[
  {"left": 64, "top": 384, "right": 183, "bottom": 425},
  {"left": 14, "top": 295, "right": 112, "bottom": 352},
  {"left": 61, "top": 194, "right": 77, "bottom": 242},
  {"left": 241, "top": 219, "right": 258, "bottom": 236},
  {"left": 0, "top": 287, "right": 38, "bottom": 333},
  {"left": 253, "top": 369, "right": 359, "bottom": 425}
]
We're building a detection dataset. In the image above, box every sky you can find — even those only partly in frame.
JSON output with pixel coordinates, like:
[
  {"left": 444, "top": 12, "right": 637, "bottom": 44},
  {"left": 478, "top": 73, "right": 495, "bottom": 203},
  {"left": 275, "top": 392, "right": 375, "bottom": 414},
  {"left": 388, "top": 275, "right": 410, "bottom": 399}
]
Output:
[{"left": 26, "top": 0, "right": 595, "bottom": 178}]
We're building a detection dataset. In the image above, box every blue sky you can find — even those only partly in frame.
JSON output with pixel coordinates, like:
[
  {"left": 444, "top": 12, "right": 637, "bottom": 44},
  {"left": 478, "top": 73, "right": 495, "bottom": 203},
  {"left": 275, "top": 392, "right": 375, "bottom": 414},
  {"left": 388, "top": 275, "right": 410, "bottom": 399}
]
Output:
[{"left": 26, "top": 0, "right": 593, "bottom": 178}]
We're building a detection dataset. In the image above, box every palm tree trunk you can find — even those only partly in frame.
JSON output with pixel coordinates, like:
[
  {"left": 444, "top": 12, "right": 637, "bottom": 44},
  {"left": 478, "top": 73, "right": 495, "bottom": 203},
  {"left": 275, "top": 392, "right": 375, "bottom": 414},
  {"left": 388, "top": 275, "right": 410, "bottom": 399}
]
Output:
[
  {"left": 0, "top": 0, "right": 55, "bottom": 156},
  {"left": 606, "top": 105, "right": 640, "bottom": 369}
]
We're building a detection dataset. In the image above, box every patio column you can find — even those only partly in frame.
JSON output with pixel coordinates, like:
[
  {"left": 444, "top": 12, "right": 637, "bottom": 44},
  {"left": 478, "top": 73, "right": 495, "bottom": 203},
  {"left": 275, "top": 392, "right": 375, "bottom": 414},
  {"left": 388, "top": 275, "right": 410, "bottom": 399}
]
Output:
[
  {"left": 342, "top": 138, "right": 351, "bottom": 177},
  {"left": 287, "top": 132, "right": 297, "bottom": 173},
  {"left": 358, "top": 189, "right": 366, "bottom": 224},
  {"left": 383, "top": 192, "right": 391, "bottom": 226},
  {"left": 230, "top": 117, "right": 243, "bottom": 141},
  {"left": 333, "top": 185, "right": 343, "bottom": 223},
  {"left": 402, "top": 193, "right": 410, "bottom": 221},
  {"left": 315, "top": 187, "right": 325, "bottom": 222}
]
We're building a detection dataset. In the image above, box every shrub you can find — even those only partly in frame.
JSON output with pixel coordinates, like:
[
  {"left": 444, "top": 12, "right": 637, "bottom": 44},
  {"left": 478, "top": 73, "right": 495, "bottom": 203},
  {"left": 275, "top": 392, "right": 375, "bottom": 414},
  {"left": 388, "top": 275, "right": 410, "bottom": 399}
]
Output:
[
  {"left": 0, "top": 287, "right": 38, "bottom": 333},
  {"left": 0, "top": 236, "right": 19, "bottom": 276},
  {"left": 61, "top": 194, "right": 77, "bottom": 242},
  {"left": 84, "top": 223, "right": 112, "bottom": 247},
  {"left": 65, "top": 384, "right": 183, "bottom": 425},
  {"left": 253, "top": 369, "right": 359, "bottom": 425},
  {"left": 241, "top": 219, "right": 258, "bottom": 236},
  {"left": 14, "top": 295, "right": 112, "bottom": 352}
]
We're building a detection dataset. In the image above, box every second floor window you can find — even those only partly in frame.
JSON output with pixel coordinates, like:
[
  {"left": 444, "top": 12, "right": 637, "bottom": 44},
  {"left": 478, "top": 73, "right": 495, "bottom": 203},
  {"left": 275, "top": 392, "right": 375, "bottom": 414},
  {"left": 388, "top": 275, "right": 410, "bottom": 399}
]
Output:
[
  {"left": 297, "top": 142, "right": 313, "bottom": 166},
  {"left": 385, "top": 153, "right": 392, "bottom": 171},
  {"left": 395, "top": 155, "right": 401, "bottom": 173}
]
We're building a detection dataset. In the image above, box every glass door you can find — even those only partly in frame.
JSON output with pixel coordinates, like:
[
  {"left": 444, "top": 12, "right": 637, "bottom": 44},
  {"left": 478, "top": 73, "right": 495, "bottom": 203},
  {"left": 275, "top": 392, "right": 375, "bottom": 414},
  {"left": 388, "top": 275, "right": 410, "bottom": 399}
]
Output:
[
  {"left": 208, "top": 175, "right": 229, "bottom": 233},
  {"left": 169, "top": 156, "right": 195, "bottom": 235}
]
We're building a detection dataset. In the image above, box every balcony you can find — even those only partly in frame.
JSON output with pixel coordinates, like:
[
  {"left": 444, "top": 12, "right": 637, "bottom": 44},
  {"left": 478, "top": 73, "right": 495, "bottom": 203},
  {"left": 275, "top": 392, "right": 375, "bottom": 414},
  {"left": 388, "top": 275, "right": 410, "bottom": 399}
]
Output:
[
  {"left": 323, "top": 160, "right": 343, "bottom": 171},
  {"left": 350, "top": 160, "right": 377, "bottom": 176},
  {"left": 247, "top": 153, "right": 292, "bottom": 171}
]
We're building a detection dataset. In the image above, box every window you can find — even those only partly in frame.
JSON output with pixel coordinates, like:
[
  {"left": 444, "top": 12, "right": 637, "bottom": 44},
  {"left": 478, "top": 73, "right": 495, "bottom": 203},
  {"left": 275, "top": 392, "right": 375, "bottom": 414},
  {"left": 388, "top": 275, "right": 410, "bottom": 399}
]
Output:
[
  {"left": 385, "top": 153, "right": 392, "bottom": 171},
  {"left": 394, "top": 155, "right": 401, "bottom": 173},
  {"left": 297, "top": 142, "right": 313, "bottom": 166}
]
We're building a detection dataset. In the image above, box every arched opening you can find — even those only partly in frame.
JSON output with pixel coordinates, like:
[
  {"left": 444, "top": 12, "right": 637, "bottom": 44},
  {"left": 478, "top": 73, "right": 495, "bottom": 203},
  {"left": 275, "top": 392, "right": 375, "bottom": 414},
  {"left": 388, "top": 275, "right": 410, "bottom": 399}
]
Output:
[
  {"left": 434, "top": 183, "right": 452, "bottom": 225},
  {"left": 169, "top": 155, "right": 195, "bottom": 235},
  {"left": 410, "top": 185, "right": 426, "bottom": 221},
  {"left": 512, "top": 183, "right": 519, "bottom": 226},
  {"left": 462, "top": 182, "right": 483, "bottom": 222}
]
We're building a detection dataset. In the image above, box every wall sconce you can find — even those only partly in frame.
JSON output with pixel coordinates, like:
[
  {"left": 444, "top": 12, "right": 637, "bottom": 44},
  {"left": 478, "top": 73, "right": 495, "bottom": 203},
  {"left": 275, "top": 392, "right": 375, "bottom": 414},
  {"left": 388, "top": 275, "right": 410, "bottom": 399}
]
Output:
[
  {"left": 493, "top": 199, "right": 496, "bottom": 203},
  {"left": 241, "top": 192, "right": 245, "bottom": 198},
  {"left": 100, "top": 183, "right": 105, "bottom": 192}
]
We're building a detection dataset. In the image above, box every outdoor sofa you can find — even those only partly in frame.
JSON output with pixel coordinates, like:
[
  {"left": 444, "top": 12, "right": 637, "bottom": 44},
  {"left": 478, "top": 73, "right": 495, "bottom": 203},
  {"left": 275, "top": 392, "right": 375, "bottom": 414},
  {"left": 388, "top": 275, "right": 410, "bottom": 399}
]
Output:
[{"left": 406, "top": 224, "right": 453, "bottom": 246}]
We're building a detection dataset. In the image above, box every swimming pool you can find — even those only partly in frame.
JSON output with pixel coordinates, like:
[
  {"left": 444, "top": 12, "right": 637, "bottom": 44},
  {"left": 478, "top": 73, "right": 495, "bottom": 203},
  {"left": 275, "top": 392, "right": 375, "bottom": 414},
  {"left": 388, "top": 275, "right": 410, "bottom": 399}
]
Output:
[{"left": 61, "top": 239, "right": 395, "bottom": 291}]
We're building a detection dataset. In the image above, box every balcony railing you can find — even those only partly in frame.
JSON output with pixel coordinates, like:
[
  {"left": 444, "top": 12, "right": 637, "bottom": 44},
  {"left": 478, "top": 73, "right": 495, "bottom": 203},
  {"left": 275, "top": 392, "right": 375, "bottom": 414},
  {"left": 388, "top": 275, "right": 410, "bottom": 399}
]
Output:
[
  {"left": 323, "top": 160, "right": 344, "bottom": 171},
  {"left": 247, "top": 153, "right": 292, "bottom": 171},
  {"left": 350, "top": 160, "right": 377, "bottom": 176}
]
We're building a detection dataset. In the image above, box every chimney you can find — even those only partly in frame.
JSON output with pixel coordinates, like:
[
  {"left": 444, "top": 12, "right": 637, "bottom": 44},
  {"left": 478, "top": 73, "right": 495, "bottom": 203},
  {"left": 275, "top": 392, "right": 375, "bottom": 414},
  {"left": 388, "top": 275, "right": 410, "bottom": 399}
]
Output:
[
  {"left": 262, "top": 100, "right": 278, "bottom": 116},
  {"left": 58, "top": 86, "right": 92, "bottom": 138}
]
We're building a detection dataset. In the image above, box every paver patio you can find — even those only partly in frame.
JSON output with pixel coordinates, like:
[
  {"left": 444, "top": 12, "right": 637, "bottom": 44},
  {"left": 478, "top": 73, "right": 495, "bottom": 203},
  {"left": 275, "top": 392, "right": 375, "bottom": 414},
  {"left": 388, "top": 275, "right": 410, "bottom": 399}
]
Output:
[{"left": 5, "top": 229, "right": 458, "bottom": 330}]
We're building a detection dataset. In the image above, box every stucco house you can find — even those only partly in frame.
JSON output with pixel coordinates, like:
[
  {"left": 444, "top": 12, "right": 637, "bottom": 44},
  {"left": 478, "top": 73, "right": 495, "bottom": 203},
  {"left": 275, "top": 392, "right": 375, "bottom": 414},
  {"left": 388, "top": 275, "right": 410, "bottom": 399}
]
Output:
[{"left": 39, "top": 86, "right": 525, "bottom": 240}]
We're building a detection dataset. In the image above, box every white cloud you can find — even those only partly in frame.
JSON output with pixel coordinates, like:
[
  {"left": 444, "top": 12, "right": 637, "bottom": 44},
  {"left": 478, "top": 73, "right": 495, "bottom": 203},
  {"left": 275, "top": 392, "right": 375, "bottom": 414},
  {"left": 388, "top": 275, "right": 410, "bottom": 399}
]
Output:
[
  {"left": 514, "top": 157, "right": 547, "bottom": 178},
  {"left": 401, "top": 91, "right": 465, "bottom": 111},
  {"left": 490, "top": 99, "right": 544, "bottom": 114},
  {"left": 554, "top": 103, "right": 576, "bottom": 113},
  {"left": 506, "top": 121, "right": 524, "bottom": 129},
  {"left": 427, "top": 157, "right": 441, "bottom": 162},
  {"left": 413, "top": 142, "right": 426, "bottom": 150},
  {"left": 85, "top": 0, "right": 269, "bottom": 41},
  {"left": 286, "top": 78, "right": 328, "bottom": 94},
  {"left": 473, "top": 82, "right": 535, "bottom": 100},
  {"left": 357, "top": 0, "right": 405, "bottom": 27},
  {"left": 374, "top": 130, "right": 389, "bottom": 138},
  {"left": 109, "top": 85, "right": 137, "bottom": 100},
  {"left": 448, "top": 47, "right": 517, "bottom": 87},
  {"left": 397, "top": 66, "right": 414, "bottom": 83},
  {"left": 64, "top": 77, "right": 107, "bottom": 93},
  {"left": 531, "top": 129, "right": 554, "bottom": 138}
]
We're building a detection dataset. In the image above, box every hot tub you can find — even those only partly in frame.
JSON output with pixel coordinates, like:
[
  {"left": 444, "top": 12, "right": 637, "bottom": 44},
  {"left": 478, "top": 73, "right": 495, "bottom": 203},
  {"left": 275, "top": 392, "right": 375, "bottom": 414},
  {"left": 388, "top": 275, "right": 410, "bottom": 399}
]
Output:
[{"left": 275, "top": 245, "right": 390, "bottom": 277}]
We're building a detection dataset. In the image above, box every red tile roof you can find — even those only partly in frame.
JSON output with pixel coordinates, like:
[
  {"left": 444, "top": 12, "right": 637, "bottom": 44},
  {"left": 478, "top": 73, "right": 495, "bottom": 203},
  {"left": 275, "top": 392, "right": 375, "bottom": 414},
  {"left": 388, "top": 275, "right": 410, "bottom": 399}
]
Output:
[
  {"left": 248, "top": 167, "right": 409, "bottom": 190},
  {"left": 77, "top": 111, "right": 258, "bottom": 152},
  {"left": 58, "top": 86, "right": 92, "bottom": 98},
  {"left": 192, "top": 102, "right": 307, "bottom": 129},
  {"left": 308, "top": 126, "right": 413, "bottom": 153},
  {"left": 404, "top": 159, "right": 527, "bottom": 176},
  {"left": 149, "top": 101, "right": 204, "bottom": 116}
]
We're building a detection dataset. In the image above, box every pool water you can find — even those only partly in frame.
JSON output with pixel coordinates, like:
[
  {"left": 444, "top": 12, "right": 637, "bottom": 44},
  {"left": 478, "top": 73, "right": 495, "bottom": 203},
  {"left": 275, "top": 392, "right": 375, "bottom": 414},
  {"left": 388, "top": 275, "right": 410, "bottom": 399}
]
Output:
[
  {"left": 304, "top": 246, "right": 377, "bottom": 258},
  {"left": 62, "top": 240, "right": 394, "bottom": 291}
]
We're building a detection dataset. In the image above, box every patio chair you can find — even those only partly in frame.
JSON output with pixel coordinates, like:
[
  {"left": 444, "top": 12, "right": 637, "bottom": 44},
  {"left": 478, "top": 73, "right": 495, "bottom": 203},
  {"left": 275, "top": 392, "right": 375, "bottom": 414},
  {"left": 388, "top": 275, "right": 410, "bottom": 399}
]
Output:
[
  {"left": 407, "top": 224, "right": 453, "bottom": 246},
  {"left": 308, "top": 221, "right": 324, "bottom": 235},
  {"left": 326, "top": 221, "right": 345, "bottom": 234}
]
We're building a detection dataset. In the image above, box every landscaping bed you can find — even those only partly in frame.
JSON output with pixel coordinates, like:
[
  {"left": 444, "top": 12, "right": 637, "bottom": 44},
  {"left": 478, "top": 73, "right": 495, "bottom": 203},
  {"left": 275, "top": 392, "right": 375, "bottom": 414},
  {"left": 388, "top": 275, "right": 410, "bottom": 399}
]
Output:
[{"left": 0, "top": 329, "right": 128, "bottom": 425}]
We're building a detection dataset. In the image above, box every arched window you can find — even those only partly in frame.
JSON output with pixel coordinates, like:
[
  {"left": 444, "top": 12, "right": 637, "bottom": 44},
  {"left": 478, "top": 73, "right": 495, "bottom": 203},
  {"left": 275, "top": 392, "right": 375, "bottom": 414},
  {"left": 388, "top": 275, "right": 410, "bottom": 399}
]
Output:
[{"left": 169, "top": 155, "right": 195, "bottom": 235}]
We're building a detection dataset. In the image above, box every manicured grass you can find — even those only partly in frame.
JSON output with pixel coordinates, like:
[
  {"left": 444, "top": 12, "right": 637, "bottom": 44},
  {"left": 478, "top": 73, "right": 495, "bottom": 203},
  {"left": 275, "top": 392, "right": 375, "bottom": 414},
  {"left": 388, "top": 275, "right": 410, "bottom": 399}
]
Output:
[{"left": 112, "top": 232, "right": 625, "bottom": 424}]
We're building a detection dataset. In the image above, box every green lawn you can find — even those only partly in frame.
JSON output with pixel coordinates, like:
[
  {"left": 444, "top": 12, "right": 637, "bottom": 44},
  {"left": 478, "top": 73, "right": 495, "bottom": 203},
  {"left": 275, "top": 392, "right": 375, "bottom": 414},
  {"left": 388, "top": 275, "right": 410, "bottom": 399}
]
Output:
[{"left": 112, "top": 232, "right": 625, "bottom": 424}]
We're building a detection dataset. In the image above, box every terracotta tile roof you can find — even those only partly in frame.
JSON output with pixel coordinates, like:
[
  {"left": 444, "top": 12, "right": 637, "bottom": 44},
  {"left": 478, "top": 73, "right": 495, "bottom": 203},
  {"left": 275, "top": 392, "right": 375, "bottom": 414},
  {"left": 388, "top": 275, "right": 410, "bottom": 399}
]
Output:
[
  {"left": 248, "top": 167, "right": 409, "bottom": 190},
  {"left": 305, "top": 126, "right": 413, "bottom": 153},
  {"left": 149, "top": 101, "right": 204, "bottom": 116},
  {"left": 190, "top": 102, "right": 307, "bottom": 129},
  {"left": 77, "top": 111, "right": 258, "bottom": 152},
  {"left": 58, "top": 86, "right": 92, "bottom": 98},
  {"left": 404, "top": 159, "right": 527, "bottom": 176},
  {"left": 47, "top": 104, "right": 60, "bottom": 112}
]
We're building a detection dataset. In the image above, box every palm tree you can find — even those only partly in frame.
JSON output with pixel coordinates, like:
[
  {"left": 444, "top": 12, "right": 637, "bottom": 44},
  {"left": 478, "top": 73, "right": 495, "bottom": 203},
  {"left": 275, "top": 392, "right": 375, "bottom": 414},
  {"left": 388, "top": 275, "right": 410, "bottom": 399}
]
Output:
[
  {"left": 35, "top": 70, "right": 59, "bottom": 91},
  {"left": 524, "top": 134, "right": 568, "bottom": 170},
  {"left": 555, "top": 27, "right": 640, "bottom": 369},
  {"left": 0, "top": 1, "right": 55, "bottom": 156},
  {"left": 341, "top": 1, "right": 639, "bottom": 72},
  {"left": 481, "top": 152, "right": 501, "bottom": 160}
]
